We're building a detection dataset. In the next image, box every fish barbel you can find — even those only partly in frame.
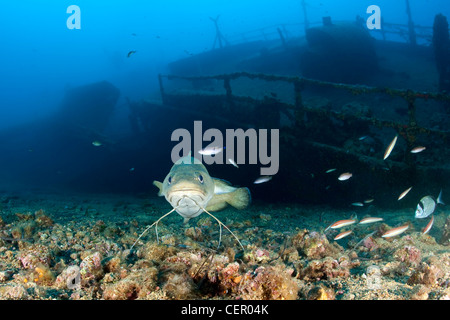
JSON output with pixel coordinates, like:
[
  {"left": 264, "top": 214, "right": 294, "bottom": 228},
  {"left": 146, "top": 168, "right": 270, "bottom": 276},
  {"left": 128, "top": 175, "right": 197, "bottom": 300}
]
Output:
[{"left": 132, "top": 154, "right": 250, "bottom": 251}]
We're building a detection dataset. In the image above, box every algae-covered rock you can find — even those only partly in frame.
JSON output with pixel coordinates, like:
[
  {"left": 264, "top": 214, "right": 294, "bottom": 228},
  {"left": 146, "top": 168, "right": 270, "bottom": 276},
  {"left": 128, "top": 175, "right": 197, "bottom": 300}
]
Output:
[
  {"left": 292, "top": 229, "right": 342, "bottom": 260},
  {"left": 238, "top": 264, "right": 298, "bottom": 300}
]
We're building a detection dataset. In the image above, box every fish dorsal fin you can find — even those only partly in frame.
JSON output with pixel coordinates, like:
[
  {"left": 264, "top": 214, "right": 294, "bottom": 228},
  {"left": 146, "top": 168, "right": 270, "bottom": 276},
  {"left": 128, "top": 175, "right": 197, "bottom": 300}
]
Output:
[{"left": 175, "top": 151, "right": 201, "bottom": 165}]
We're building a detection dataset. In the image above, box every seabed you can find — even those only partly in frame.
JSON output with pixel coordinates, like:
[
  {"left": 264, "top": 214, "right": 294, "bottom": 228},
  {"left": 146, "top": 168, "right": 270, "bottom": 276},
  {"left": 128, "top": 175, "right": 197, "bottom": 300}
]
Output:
[{"left": 0, "top": 189, "right": 448, "bottom": 300}]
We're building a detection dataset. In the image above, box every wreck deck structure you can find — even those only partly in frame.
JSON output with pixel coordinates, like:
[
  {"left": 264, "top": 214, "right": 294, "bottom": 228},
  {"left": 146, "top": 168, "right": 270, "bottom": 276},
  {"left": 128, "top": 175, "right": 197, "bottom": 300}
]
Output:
[{"left": 131, "top": 15, "right": 450, "bottom": 206}]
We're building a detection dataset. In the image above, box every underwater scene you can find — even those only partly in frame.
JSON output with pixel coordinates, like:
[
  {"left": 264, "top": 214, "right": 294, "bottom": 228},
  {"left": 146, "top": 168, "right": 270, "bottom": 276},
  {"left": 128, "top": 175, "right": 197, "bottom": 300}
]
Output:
[{"left": 0, "top": 0, "right": 450, "bottom": 303}]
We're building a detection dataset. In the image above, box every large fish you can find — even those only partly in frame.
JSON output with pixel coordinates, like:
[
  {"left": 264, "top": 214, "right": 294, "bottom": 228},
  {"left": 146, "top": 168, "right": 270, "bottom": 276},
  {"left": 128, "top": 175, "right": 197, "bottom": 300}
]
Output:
[
  {"left": 153, "top": 155, "right": 251, "bottom": 223},
  {"left": 131, "top": 154, "right": 250, "bottom": 250},
  {"left": 415, "top": 195, "right": 436, "bottom": 219}
]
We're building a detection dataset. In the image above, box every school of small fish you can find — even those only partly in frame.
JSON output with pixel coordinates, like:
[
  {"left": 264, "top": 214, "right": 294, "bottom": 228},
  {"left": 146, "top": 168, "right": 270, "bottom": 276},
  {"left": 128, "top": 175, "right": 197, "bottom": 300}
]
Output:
[{"left": 323, "top": 133, "right": 445, "bottom": 244}]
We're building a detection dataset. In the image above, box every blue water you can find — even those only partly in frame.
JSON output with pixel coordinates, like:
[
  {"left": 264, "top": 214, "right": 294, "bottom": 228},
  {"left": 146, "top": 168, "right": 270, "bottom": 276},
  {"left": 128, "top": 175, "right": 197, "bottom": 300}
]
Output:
[
  {"left": 1, "top": 1, "right": 448, "bottom": 128},
  {"left": 0, "top": 1, "right": 449, "bottom": 301}
]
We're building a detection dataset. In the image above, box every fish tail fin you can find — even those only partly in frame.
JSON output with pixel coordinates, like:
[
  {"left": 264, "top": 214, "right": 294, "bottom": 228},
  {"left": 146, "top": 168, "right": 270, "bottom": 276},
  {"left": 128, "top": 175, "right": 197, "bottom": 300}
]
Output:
[
  {"left": 206, "top": 187, "right": 251, "bottom": 212},
  {"left": 437, "top": 189, "right": 445, "bottom": 205},
  {"left": 228, "top": 187, "right": 251, "bottom": 210},
  {"left": 153, "top": 180, "right": 163, "bottom": 196}
]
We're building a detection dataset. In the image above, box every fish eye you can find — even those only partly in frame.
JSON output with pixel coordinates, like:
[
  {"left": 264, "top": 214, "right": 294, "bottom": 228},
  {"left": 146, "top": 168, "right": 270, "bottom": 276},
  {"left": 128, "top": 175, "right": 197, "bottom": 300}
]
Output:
[
  {"left": 168, "top": 176, "right": 172, "bottom": 184},
  {"left": 198, "top": 174, "right": 204, "bottom": 184}
]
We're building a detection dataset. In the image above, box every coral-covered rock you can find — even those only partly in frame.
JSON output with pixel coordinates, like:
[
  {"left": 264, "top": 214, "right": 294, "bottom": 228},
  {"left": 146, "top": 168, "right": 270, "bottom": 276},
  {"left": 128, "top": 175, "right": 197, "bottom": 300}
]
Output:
[
  {"left": 299, "top": 255, "right": 358, "bottom": 281},
  {"left": 102, "top": 268, "right": 158, "bottom": 300},
  {"left": 18, "top": 244, "right": 53, "bottom": 270},
  {"left": 362, "top": 236, "right": 378, "bottom": 251},
  {"left": 218, "top": 262, "right": 241, "bottom": 293},
  {"left": 439, "top": 216, "right": 450, "bottom": 245},
  {"left": 292, "top": 229, "right": 342, "bottom": 260},
  {"left": 104, "top": 256, "right": 122, "bottom": 273},
  {"left": 0, "top": 284, "right": 28, "bottom": 300},
  {"left": 394, "top": 245, "right": 421, "bottom": 267},
  {"left": 409, "top": 284, "right": 430, "bottom": 300},
  {"left": 79, "top": 251, "right": 103, "bottom": 286},
  {"left": 238, "top": 264, "right": 298, "bottom": 300},
  {"left": 34, "top": 209, "right": 54, "bottom": 227},
  {"left": 408, "top": 257, "right": 444, "bottom": 287},
  {"left": 306, "top": 285, "right": 335, "bottom": 300},
  {"left": 185, "top": 227, "right": 203, "bottom": 241},
  {"left": 243, "top": 246, "right": 271, "bottom": 264},
  {"left": 103, "top": 279, "right": 140, "bottom": 300},
  {"left": 162, "top": 272, "right": 197, "bottom": 299},
  {"left": 139, "top": 243, "right": 177, "bottom": 262},
  {"left": 188, "top": 254, "right": 229, "bottom": 284}
]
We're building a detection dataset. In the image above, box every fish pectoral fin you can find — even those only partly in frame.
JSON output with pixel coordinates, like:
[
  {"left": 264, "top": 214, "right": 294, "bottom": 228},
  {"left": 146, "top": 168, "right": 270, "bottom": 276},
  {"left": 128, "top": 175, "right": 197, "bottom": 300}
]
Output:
[
  {"left": 207, "top": 187, "right": 251, "bottom": 211},
  {"left": 153, "top": 180, "right": 164, "bottom": 196},
  {"left": 213, "top": 178, "right": 236, "bottom": 194},
  {"left": 206, "top": 194, "right": 230, "bottom": 212}
]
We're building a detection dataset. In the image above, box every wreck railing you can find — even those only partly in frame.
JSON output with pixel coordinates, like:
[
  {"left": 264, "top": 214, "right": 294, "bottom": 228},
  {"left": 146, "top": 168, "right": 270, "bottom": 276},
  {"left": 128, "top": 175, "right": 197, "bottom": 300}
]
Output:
[
  {"left": 224, "top": 21, "right": 445, "bottom": 47},
  {"left": 158, "top": 72, "right": 450, "bottom": 165}
]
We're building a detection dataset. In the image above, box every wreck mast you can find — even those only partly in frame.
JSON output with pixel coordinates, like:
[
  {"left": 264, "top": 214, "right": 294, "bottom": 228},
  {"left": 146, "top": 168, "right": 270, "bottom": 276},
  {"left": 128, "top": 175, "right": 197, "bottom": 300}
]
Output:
[
  {"left": 301, "top": 0, "right": 309, "bottom": 33},
  {"left": 405, "top": 0, "right": 417, "bottom": 45}
]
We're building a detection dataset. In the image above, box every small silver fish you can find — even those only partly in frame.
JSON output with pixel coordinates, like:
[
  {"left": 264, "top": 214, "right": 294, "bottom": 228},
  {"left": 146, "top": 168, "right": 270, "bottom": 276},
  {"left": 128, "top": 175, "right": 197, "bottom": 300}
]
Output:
[
  {"left": 358, "top": 217, "right": 383, "bottom": 225},
  {"left": 351, "top": 202, "right": 364, "bottom": 207},
  {"left": 92, "top": 141, "right": 102, "bottom": 147},
  {"left": 334, "top": 230, "right": 352, "bottom": 240},
  {"left": 422, "top": 215, "right": 434, "bottom": 235},
  {"left": 398, "top": 186, "right": 412, "bottom": 201},
  {"left": 383, "top": 135, "right": 398, "bottom": 160},
  {"left": 253, "top": 175, "right": 272, "bottom": 184},
  {"left": 127, "top": 50, "right": 137, "bottom": 57},
  {"left": 410, "top": 146, "right": 426, "bottom": 153},
  {"left": 325, "top": 168, "right": 336, "bottom": 173},
  {"left": 437, "top": 189, "right": 445, "bottom": 205},
  {"left": 228, "top": 158, "right": 239, "bottom": 168},
  {"left": 382, "top": 224, "right": 409, "bottom": 238},
  {"left": 198, "top": 146, "right": 223, "bottom": 156},
  {"left": 338, "top": 172, "right": 352, "bottom": 181},
  {"left": 415, "top": 195, "right": 436, "bottom": 219}
]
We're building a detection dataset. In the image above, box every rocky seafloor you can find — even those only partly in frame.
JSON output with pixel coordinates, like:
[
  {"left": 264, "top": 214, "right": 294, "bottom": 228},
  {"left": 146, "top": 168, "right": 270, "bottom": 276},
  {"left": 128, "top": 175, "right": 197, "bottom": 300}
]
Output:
[{"left": 0, "top": 190, "right": 449, "bottom": 300}]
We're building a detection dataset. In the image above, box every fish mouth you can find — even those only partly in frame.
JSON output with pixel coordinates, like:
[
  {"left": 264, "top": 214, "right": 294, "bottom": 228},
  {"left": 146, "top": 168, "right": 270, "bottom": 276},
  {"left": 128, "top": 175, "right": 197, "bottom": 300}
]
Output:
[
  {"left": 169, "top": 188, "right": 206, "bottom": 195},
  {"left": 167, "top": 189, "right": 206, "bottom": 204},
  {"left": 166, "top": 189, "right": 207, "bottom": 218}
]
